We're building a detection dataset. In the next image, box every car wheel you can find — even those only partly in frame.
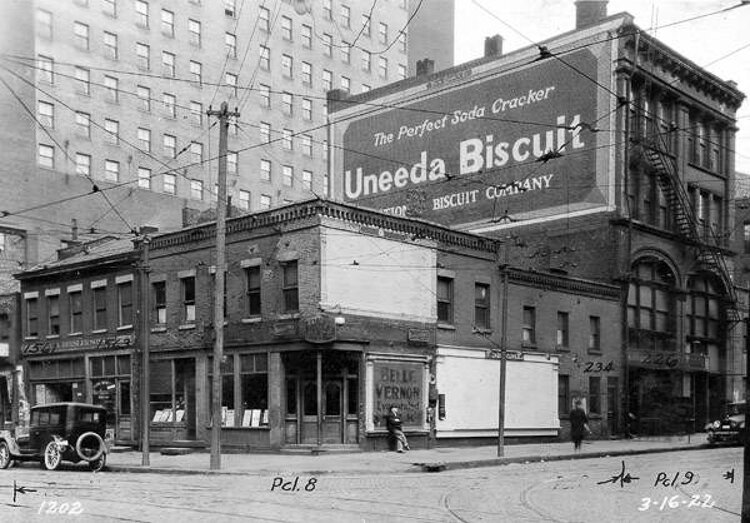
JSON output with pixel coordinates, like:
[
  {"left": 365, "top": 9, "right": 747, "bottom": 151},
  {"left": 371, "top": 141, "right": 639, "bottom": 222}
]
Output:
[
  {"left": 88, "top": 453, "right": 106, "bottom": 472},
  {"left": 42, "top": 440, "right": 62, "bottom": 471},
  {"left": 75, "top": 432, "right": 104, "bottom": 462},
  {"left": 0, "top": 441, "right": 12, "bottom": 469}
]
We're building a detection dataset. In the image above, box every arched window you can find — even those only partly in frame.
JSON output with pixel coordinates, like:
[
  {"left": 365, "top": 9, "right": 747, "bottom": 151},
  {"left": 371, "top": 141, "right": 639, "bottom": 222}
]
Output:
[
  {"left": 686, "top": 274, "right": 724, "bottom": 352},
  {"left": 627, "top": 259, "right": 677, "bottom": 351}
]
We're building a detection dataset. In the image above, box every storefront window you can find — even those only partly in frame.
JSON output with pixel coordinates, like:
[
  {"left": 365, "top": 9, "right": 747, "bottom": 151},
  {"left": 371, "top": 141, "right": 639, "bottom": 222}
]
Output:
[
  {"left": 29, "top": 358, "right": 85, "bottom": 404},
  {"left": 347, "top": 377, "right": 358, "bottom": 415},
  {"left": 286, "top": 378, "right": 297, "bottom": 416}
]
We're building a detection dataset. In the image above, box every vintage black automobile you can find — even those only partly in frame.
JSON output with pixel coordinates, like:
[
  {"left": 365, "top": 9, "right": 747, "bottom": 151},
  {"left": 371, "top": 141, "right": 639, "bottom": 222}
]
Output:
[
  {"left": 706, "top": 401, "right": 746, "bottom": 445},
  {"left": 0, "top": 402, "right": 111, "bottom": 471}
]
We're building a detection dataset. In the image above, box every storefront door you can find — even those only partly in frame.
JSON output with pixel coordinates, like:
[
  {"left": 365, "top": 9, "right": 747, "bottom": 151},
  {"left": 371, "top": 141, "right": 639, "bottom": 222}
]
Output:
[
  {"left": 300, "top": 380, "right": 318, "bottom": 444},
  {"left": 323, "top": 379, "right": 343, "bottom": 444}
]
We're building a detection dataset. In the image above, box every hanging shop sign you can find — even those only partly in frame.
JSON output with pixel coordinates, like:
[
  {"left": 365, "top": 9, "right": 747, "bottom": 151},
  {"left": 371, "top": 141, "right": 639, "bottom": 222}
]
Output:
[
  {"left": 302, "top": 314, "right": 337, "bottom": 344},
  {"left": 485, "top": 349, "right": 524, "bottom": 361},
  {"left": 22, "top": 334, "right": 134, "bottom": 356}
]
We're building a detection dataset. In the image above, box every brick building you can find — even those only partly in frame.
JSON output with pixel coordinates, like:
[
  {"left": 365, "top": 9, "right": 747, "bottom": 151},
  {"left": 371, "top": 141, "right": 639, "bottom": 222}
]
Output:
[
  {"left": 330, "top": 1, "right": 746, "bottom": 435},
  {"left": 0, "top": 0, "right": 454, "bottom": 279}
]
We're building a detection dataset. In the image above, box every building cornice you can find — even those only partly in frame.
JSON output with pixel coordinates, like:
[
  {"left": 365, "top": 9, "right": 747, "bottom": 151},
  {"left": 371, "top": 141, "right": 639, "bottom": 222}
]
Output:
[{"left": 508, "top": 268, "right": 621, "bottom": 300}]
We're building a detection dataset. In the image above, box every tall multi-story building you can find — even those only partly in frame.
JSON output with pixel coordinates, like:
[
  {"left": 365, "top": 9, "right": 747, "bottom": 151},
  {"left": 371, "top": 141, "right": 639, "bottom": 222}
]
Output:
[{"left": 0, "top": 0, "right": 455, "bottom": 282}]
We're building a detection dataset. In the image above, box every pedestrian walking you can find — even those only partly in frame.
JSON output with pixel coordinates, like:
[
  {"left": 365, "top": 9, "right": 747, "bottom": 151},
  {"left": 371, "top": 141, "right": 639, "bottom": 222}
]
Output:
[
  {"left": 386, "top": 406, "right": 410, "bottom": 453},
  {"left": 570, "top": 399, "right": 589, "bottom": 452}
]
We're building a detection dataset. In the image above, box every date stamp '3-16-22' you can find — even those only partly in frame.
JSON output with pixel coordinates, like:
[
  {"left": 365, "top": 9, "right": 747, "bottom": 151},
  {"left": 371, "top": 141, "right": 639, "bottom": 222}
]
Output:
[{"left": 638, "top": 494, "right": 715, "bottom": 511}]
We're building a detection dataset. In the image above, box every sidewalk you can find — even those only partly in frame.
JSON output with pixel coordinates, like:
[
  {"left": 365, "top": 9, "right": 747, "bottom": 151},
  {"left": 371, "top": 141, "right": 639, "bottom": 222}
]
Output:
[{"left": 104, "top": 435, "right": 712, "bottom": 476}]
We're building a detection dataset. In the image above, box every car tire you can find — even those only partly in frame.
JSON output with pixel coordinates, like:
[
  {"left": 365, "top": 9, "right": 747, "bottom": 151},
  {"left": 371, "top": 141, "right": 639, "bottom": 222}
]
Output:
[
  {"left": 42, "top": 440, "right": 62, "bottom": 471},
  {"left": 75, "top": 432, "right": 104, "bottom": 462},
  {"left": 88, "top": 453, "right": 106, "bottom": 472},
  {"left": 0, "top": 441, "right": 12, "bottom": 469}
]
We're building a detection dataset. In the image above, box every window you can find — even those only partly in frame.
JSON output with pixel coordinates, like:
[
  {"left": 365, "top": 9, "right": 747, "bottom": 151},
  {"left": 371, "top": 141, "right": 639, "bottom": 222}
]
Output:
[
  {"left": 48, "top": 295, "right": 60, "bottom": 336},
  {"left": 162, "top": 51, "right": 175, "bottom": 77},
  {"left": 188, "top": 19, "right": 201, "bottom": 46},
  {"left": 225, "top": 73, "right": 238, "bottom": 97},
  {"left": 162, "top": 93, "right": 176, "bottom": 118},
  {"left": 322, "top": 69, "right": 332, "bottom": 91},
  {"left": 522, "top": 306, "right": 536, "bottom": 344},
  {"left": 323, "top": 173, "right": 330, "bottom": 196},
  {"left": 558, "top": 375, "right": 570, "bottom": 416},
  {"left": 102, "top": 0, "right": 117, "bottom": 16},
  {"left": 301, "top": 24, "right": 312, "bottom": 47},
  {"left": 322, "top": 33, "right": 332, "bottom": 57},
  {"left": 259, "top": 45, "right": 270, "bottom": 70},
  {"left": 474, "top": 283, "right": 490, "bottom": 330},
  {"left": 224, "top": 0, "right": 236, "bottom": 17},
  {"left": 362, "top": 84, "right": 371, "bottom": 93},
  {"left": 26, "top": 296, "right": 39, "bottom": 337},
  {"left": 104, "top": 119, "right": 119, "bottom": 144},
  {"left": 37, "top": 9, "right": 53, "bottom": 39},
  {"left": 341, "top": 75, "right": 351, "bottom": 92},
  {"left": 76, "top": 67, "right": 90, "bottom": 95},
  {"left": 245, "top": 266, "right": 261, "bottom": 315},
  {"left": 152, "top": 281, "right": 166, "bottom": 324},
  {"left": 281, "top": 54, "right": 293, "bottom": 78},
  {"left": 588, "top": 377, "right": 601, "bottom": 415},
  {"left": 73, "top": 113, "right": 89, "bottom": 140},
  {"left": 260, "top": 122, "right": 271, "bottom": 143},
  {"left": 93, "top": 286, "right": 107, "bottom": 331},
  {"left": 282, "top": 129, "right": 293, "bottom": 151},
  {"left": 283, "top": 165, "right": 293, "bottom": 187},
  {"left": 138, "top": 167, "right": 151, "bottom": 189},
  {"left": 556, "top": 312, "right": 569, "bottom": 348},
  {"left": 104, "top": 32, "right": 118, "bottom": 59},
  {"left": 161, "top": 9, "right": 174, "bottom": 37},
  {"left": 190, "top": 142, "right": 203, "bottom": 164},
  {"left": 117, "top": 281, "right": 132, "bottom": 327},
  {"left": 323, "top": 0, "right": 332, "bottom": 19},
  {"left": 589, "top": 316, "right": 601, "bottom": 351},
  {"left": 397, "top": 64, "right": 407, "bottom": 80},
  {"left": 163, "top": 173, "right": 176, "bottom": 194},
  {"left": 301, "top": 62, "right": 312, "bottom": 85},
  {"left": 687, "top": 275, "right": 722, "bottom": 341},
  {"left": 340, "top": 5, "right": 350, "bottom": 27},
  {"left": 398, "top": 31, "right": 407, "bottom": 53},
  {"left": 104, "top": 75, "right": 118, "bottom": 102},
  {"left": 379, "top": 56, "right": 388, "bottom": 78},
  {"left": 437, "top": 277, "right": 453, "bottom": 324},
  {"left": 190, "top": 179, "right": 203, "bottom": 200},
  {"left": 302, "top": 170, "right": 313, "bottom": 190},
  {"left": 281, "top": 15, "right": 292, "bottom": 40},
  {"left": 627, "top": 260, "right": 675, "bottom": 350},
  {"left": 259, "top": 84, "right": 271, "bottom": 108},
  {"left": 76, "top": 153, "right": 91, "bottom": 176},
  {"left": 260, "top": 159, "right": 271, "bottom": 181},
  {"left": 282, "top": 261, "right": 299, "bottom": 312},
  {"left": 38, "top": 55, "right": 54, "bottom": 83},
  {"left": 190, "top": 101, "right": 203, "bottom": 125},
  {"left": 74, "top": 22, "right": 90, "bottom": 50},
  {"left": 227, "top": 151, "right": 238, "bottom": 175},
  {"left": 302, "top": 98, "right": 312, "bottom": 120},
  {"left": 136, "top": 42, "right": 150, "bottom": 69},
  {"left": 104, "top": 160, "right": 119, "bottom": 182},
  {"left": 69, "top": 290, "right": 83, "bottom": 333},
  {"left": 301, "top": 134, "right": 312, "bottom": 157},
  {"left": 340, "top": 44, "right": 351, "bottom": 64},
  {"left": 226, "top": 32, "right": 237, "bottom": 58},
  {"left": 378, "top": 22, "right": 388, "bottom": 44},
  {"left": 238, "top": 189, "right": 250, "bottom": 210},
  {"left": 260, "top": 194, "right": 271, "bottom": 209},
  {"left": 259, "top": 6, "right": 270, "bottom": 31},
  {"left": 138, "top": 127, "right": 151, "bottom": 152},
  {"left": 182, "top": 276, "right": 196, "bottom": 323},
  {"left": 135, "top": 0, "right": 149, "bottom": 27},
  {"left": 239, "top": 354, "right": 269, "bottom": 427},
  {"left": 362, "top": 14, "right": 371, "bottom": 36},
  {"left": 38, "top": 144, "right": 54, "bottom": 168},
  {"left": 163, "top": 134, "right": 176, "bottom": 158},
  {"left": 282, "top": 92, "right": 293, "bottom": 115},
  {"left": 362, "top": 50, "right": 371, "bottom": 72},
  {"left": 38, "top": 101, "right": 54, "bottom": 128},
  {"left": 137, "top": 85, "right": 150, "bottom": 111}
]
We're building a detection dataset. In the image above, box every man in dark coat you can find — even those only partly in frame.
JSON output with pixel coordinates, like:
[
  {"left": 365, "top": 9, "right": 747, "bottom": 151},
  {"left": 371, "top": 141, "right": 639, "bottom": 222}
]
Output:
[
  {"left": 569, "top": 399, "right": 589, "bottom": 452},
  {"left": 386, "top": 406, "right": 410, "bottom": 452}
]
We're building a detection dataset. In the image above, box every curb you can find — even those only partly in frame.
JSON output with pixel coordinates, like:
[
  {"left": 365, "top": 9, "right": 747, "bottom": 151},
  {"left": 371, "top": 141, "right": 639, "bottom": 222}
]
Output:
[{"left": 103, "top": 444, "right": 712, "bottom": 477}]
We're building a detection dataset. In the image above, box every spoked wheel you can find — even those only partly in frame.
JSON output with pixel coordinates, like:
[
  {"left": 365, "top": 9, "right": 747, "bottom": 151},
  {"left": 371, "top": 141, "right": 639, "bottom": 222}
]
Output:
[
  {"left": 42, "top": 441, "right": 62, "bottom": 471},
  {"left": 88, "top": 453, "right": 106, "bottom": 472},
  {"left": 0, "top": 441, "right": 13, "bottom": 469}
]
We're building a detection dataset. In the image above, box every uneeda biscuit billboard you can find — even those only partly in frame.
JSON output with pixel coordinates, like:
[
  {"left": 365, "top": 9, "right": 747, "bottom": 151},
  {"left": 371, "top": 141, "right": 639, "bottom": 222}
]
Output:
[{"left": 332, "top": 48, "right": 612, "bottom": 230}]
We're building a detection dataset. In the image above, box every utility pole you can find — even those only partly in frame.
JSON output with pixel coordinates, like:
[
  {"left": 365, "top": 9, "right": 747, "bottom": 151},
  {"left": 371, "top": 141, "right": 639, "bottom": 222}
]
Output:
[
  {"left": 138, "top": 234, "right": 151, "bottom": 466},
  {"left": 207, "top": 102, "right": 240, "bottom": 470},
  {"left": 498, "top": 241, "right": 509, "bottom": 457},
  {"left": 742, "top": 315, "right": 750, "bottom": 521}
]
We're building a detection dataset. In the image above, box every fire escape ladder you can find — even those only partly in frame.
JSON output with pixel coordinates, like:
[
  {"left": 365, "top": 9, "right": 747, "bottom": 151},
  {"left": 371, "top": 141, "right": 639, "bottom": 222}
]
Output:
[{"left": 639, "top": 138, "right": 740, "bottom": 325}]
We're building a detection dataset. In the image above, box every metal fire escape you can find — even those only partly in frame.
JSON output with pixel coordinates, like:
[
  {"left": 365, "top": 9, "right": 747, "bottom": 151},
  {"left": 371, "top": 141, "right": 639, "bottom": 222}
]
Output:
[{"left": 637, "top": 135, "right": 741, "bottom": 326}]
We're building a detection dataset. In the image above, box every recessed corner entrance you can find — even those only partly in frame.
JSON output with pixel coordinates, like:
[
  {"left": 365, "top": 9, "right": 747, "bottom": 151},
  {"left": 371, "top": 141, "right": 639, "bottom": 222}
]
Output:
[{"left": 284, "top": 351, "right": 360, "bottom": 445}]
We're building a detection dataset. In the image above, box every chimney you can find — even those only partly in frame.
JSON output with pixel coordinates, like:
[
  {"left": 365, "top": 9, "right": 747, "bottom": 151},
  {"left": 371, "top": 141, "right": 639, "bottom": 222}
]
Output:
[
  {"left": 416, "top": 58, "right": 434, "bottom": 77},
  {"left": 484, "top": 35, "right": 503, "bottom": 58},
  {"left": 575, "top": 0, "right": 608, "bottom": 29}
]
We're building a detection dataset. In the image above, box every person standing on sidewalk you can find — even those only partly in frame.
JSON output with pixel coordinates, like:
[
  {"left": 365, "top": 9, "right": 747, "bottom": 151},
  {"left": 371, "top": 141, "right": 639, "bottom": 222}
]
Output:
[
  {"left": 570, "top": 399, "right": 589, "bottom": 452},
  {"left": 386, "top": 406, "right": 410, "bottom": 453}
]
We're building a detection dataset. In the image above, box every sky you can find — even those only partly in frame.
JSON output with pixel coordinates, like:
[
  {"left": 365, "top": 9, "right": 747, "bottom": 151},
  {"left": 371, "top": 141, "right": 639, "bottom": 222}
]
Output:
[{"left": 452, "top": 0, "right": 750, "bottom": 173}]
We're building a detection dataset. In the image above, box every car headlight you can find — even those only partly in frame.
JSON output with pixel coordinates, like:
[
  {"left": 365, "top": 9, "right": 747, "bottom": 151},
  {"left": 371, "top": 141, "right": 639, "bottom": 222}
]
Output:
[{"left": 713, "top": 420, "right": 721, "bottom": 429}]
